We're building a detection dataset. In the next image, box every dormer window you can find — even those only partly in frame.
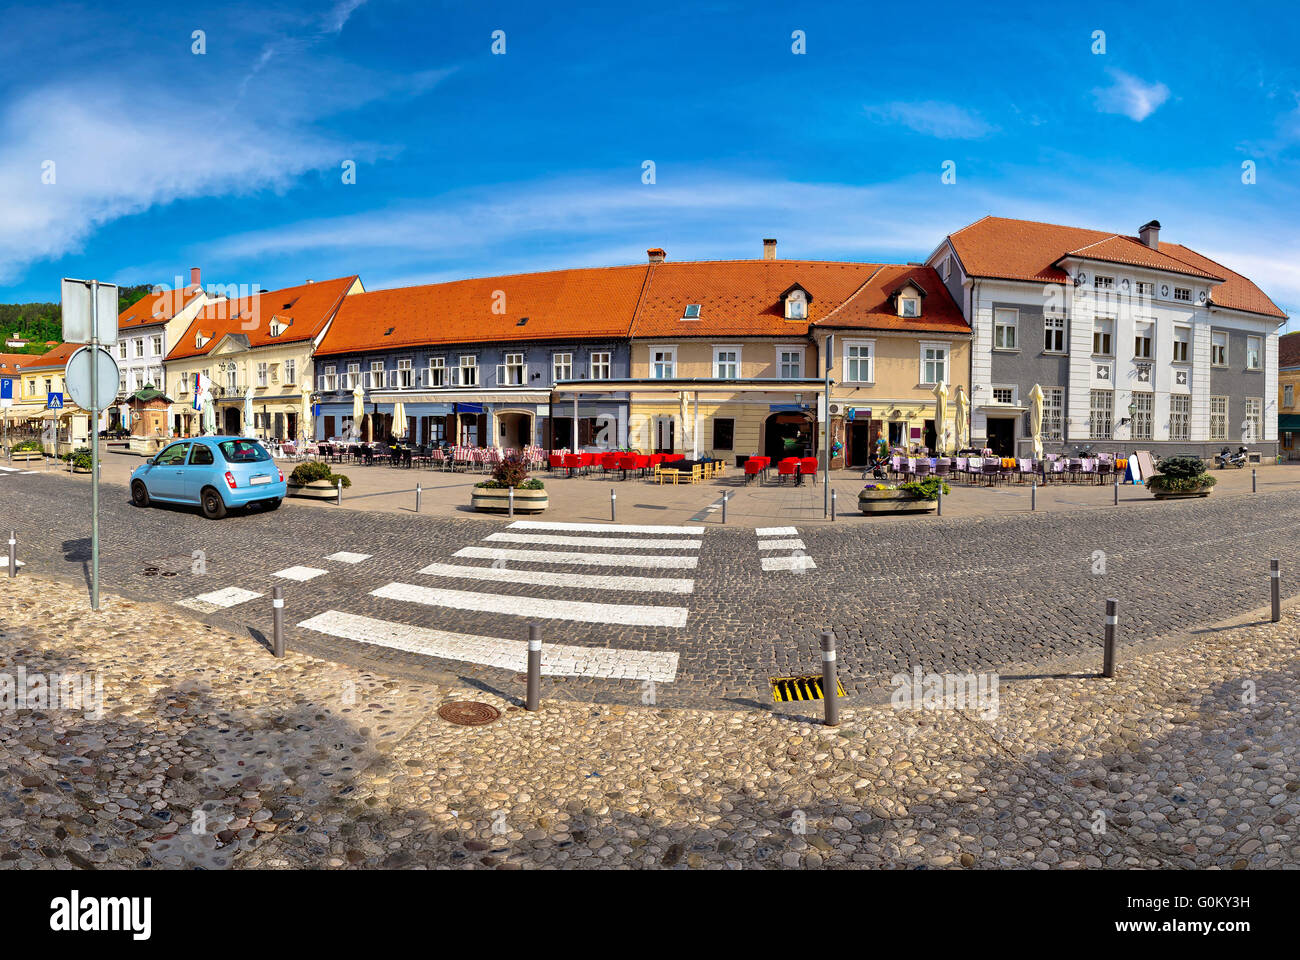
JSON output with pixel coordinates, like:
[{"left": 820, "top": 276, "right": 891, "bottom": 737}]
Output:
[
  {"left": 782, "top": 285, "right": 810, "bottom": 320},
  {"left": 890, "top": 281, "right": 926, "bottom": 319},
  {"left": 683, "top": 304, "right": 702, "bottom": 319},
  {"left": 900, "top": 298, "right": 919, "bottom": 318},
  {"left": 269, "top": 320, "right": 283, "bottom": 336}
]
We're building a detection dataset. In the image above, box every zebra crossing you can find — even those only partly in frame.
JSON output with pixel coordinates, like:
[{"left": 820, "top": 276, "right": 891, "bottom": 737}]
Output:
[
  {"left": 0, "top": 465, "right": 39, "bottom": 476},
  {"left": 755, "top": 526, "right": 816, "bottom": 572}
]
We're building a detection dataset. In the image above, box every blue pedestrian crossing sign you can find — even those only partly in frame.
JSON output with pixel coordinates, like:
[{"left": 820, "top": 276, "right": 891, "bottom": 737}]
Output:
[{"left": 46, "top": 392, "right": 64, "bottom": 410}]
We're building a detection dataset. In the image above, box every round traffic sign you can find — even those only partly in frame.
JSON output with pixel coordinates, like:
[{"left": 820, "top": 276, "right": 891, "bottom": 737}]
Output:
[{"left": 64, "top": 345, "right": 120, "bottom": 412}]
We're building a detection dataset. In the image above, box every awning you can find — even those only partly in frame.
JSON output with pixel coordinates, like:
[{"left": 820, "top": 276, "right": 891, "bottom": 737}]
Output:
[
  {"left": 371, "top": 390, "right": 551, "bottom": 404},
  {"left": 1278, "top": 414, "right": 1300, "bottom": 432}
]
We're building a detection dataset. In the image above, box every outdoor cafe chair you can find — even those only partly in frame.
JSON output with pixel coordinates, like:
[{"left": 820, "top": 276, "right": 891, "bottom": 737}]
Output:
[
  {"left": 934, "top": 458, "right": 951, "bottom": 478},
  {"left": 744, "top": 459, "right": 765, "bottom": 484},
  {"left": 1096, "top": 459, "right": 1113, "bottom": 483},
  {"left": 776, "top": 458, "right": 799, "bottom": 484},
  {"left": 1017, "top": 458, "right": 1035, "bottom": 482},
  {"left": 914, "top": 459, "right": 931, "bottom": 478},
  {"left": 980, "top": 460, "right": 1002, "bottom": 485},
  {"left": 799, "top": 457, "right": 819, "bottom": 482}
]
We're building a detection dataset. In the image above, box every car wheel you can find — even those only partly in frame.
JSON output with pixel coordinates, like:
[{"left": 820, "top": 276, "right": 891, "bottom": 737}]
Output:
[
  {"left": 131, "top": 480, "right": 151, "bottom": 507},
  {"left": 200, "top": 486, "right": 228, "bottom": 519}
]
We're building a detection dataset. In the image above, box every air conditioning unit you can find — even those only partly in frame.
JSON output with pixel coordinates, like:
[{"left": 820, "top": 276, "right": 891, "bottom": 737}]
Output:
[{"left": 828, "top": 403, "right": 842, "bottom": 415}]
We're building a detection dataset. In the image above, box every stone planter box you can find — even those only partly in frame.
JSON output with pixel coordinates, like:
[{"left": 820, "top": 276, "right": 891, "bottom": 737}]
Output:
[
  {"left": 1150, "top": 485, "right": 1213, "bottom": 500},
  {"left": 289, "top": 479, "right": 342, "bottom": 500},
  {"left": 858, "top": 489, "right": 937, "bottom": 514},
  {"left": 8, "top": 450, "right": 43, "bottom": 462},
  {"left": 471, "top": 485, "right": 548, "bottom": 514}
]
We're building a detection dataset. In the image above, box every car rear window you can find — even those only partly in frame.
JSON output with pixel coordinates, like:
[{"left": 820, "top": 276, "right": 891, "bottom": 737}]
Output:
[{"left": 218, "top": 439, "right": 272, "bottom": 463}]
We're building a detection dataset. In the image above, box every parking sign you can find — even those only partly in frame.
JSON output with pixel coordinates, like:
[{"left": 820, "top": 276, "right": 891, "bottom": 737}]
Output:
[{"left": 0, "top": 378, "right": 11, "bottom": 408}]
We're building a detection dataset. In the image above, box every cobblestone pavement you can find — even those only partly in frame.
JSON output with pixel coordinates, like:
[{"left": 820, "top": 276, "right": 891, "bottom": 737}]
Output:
[
  {"left": 3, "top": 468, "right": 1300, "bottom": 709},
  {"left": 0, "top": 575, "right": 1296, "bottom": 869}
]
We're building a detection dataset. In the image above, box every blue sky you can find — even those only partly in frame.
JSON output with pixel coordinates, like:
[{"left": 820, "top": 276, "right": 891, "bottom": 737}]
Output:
[{"left": 2, "top": 0, "right": 1299, "bottom": 326}]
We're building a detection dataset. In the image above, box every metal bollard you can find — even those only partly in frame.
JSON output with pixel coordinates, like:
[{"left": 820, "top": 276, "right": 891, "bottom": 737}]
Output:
[
  {"left": 1253, "top": 468, "right": 1257, "bottom": 493},
  {"left": 1031, "top": 480, "right": 1036, "bottom": 511},
  {"left": 1271, "top": 559, "right": 1281, "bottom": 623},
  {"left": 936, "top": 486, "right": 942, "bottom": 517},
  {"left": 722, "top": 490, "right": 728, "bottom": 523},
  {"left": 611, "top": 487, "right": 616, "bottom": 522},
  {"left": 336, "top": 478, "right": 343, "bottom": 506},
  {"left": 526, "top": 623, "right": 541, "bottom": 711},
  {"left": 7, "top": 530, "right": 15, "bottom": 578},
  {"left": 1102, "top": 598, "right": 1118, "bottom": 678},
  {"left": 1113, "top": 474, "right": 1118, "bottom": 505},
  {"left": 820, "top": 631, "right": 839, "bottom": 726},
  {"left": 830, "top": 488, "right": 836, "bottom": 521},
  {"left": 416, "top": 482, "right": 422, "bottom": 513},
  {"left": 272, "top": 586, "right": 285, "bottom": 658},
  {"left": 508, "top": 486, "right": 515, "bottom": 517}
]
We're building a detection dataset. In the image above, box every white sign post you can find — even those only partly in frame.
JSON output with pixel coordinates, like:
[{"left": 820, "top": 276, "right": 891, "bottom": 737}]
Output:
[{"left": 61, "top": 278, "right": 119, "bottom": 611}]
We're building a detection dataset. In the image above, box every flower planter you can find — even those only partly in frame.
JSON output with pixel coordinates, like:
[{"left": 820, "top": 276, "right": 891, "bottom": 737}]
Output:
[
  {"left": 858, "top": 489, "right": 937, "bottom": 514},
  {"left": 1150, "top": 486, "right": 1213, "bottom": 500},
  {"left": 289, "top": 479, "right": 342, "bottom": 500},
  {"left": 471, "top": 486, "right": 548, "bottom": 514},
  {"left": 8, "top": 450, "right": 42, "bottom": 462}
]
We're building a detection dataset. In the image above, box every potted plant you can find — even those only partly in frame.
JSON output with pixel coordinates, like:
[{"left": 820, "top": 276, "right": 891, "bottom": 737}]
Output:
[
  {"left": 472, "top": 457, "right": 548, "bottom": 513},
  {"left": 287, "top": 460, "right": 352, "bottom": 499},
  {"left": 1146, "top": 455, "right": 1216, "bottom": 499},
  {"left": 9, "top": 440, "right": 42, "bottom": 462},
  {"left": 858, "top": 476, "right": 950, "bottom": 514},
  {"left": 69, "top": 448, "right": 92, "bottom": 473}
]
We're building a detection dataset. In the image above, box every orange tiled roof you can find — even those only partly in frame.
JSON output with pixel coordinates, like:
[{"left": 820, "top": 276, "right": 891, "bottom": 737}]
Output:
[
  {"left": 19, "top": 343, "right": 80, "bottom": 370},
  {"left": 167, "top": 276, "right": 359, "bottom": 361},
  {"left": 816, "top": 264, "right": 970, "bottom": 334},
  {"left": 317, "top": 266, "right": 650, "bottom": 356},
  {"left": 118, "top": 286, "right": 202, "bottom": 330},
  {"left": 0, "top": 352, "right": 33, "bottom": 373},
  {"left": 947, "top": 216, "right": 1286, "bottom": 319},
  {"left": 630, "top": 260, "right": 884, "bottom": 338}
]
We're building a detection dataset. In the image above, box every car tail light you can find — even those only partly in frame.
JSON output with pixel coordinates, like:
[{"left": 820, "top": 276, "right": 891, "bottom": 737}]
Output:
[
  {"left": 225, "top": 471, "right": 237, "bottom": 489},
  {"left": 278, "top": 469, "right": 284, "bottom": 483}
]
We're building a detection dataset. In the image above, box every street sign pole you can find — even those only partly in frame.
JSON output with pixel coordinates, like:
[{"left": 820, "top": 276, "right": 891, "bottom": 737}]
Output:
[
  {"left": 823, "top": 333, "right": 832, "bottom": 518},
  {"left": 90, "top": 281, "right": 100, "bottom": 611}
]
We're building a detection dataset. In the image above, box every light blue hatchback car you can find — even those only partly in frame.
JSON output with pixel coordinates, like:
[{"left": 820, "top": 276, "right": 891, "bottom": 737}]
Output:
[{"left": 130, "top": 436, "right": 286, "bottom": 519}]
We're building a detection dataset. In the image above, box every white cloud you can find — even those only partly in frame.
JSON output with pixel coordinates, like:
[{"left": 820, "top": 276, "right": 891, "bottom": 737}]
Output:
[
  {"left": 864, "top": 101, "right": 995, "bottom": 139},
  {"left": 1093, "top": 70, "right": 1171, "bottom": 122}
]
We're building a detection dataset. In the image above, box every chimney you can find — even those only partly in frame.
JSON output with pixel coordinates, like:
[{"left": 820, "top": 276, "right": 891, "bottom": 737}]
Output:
[
  {"left": 647, "top": 248, "right": 666, "bottom": 264},
  {"left": 1138, "top": 220, "right": 1161, "bottom": 249},
  {"left": 763, "top": 238, "right": 777, "bottom": 260},
  {"left": 189, "top": 267, "right": 201, "bottom": 290}
]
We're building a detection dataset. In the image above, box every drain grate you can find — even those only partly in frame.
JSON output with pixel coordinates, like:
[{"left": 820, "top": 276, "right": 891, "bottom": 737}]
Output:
[
  {"left": 437, "top": 701, "right": 501, "bottom": 726},
  {"left": 770, "top": 675, "right": 846, "bottom": 703},
  {"left": 142, "top": 554, "right": 193, "bottom": 578}
]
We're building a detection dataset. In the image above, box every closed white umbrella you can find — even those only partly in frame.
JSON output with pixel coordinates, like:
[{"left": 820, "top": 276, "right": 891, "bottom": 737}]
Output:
[
  {"left": 954, "top": 385, "right": 969, "bottom": 451},
  {"left": 392, "top": 400, "right": 407, "bottom": 439},
  {"left": 1028, "top": 383, "right": 1045, "bottom": 459},
  {"left": 201, "top": 387, "right": 216, "bottom": 435},
  {"left": 300, "top": 385, "right": 313, "bottom": 443},
  {"left": 243, "top": 384, "right": 255, "bottom": 438},
  {"left": 678, "top": 392, "right": 688, "bottom": 453},
  {"left": 351, "top": 381, "right": 365, "bottom": 441},
  {"left": 932, "top": 380, "right": 948, "bottom": 455}
]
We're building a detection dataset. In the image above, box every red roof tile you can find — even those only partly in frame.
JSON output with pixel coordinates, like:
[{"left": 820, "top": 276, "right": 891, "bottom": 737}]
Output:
[
  {"left": 20, "top": 343, "right": 79, "bottom": 370},
  {"left": 947, "top": 216, "right": 1286, "bottom": 319},
  {"left": 167, "top": 276, "right": 359, "bottom": 361},
  {"left": 1279, "top": 331, "right": 1300, "bottom": 369},
  {"left": 816, "top": 264, "right": 970, "bottom": 334},
  {"left": 318, "top": 266, "right": 649, "bottom": 356}
]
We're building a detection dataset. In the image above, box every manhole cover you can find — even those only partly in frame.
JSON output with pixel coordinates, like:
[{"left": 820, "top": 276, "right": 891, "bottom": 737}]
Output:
[{"left": 437, "top": 701, "right": 501, "bottom": 726}]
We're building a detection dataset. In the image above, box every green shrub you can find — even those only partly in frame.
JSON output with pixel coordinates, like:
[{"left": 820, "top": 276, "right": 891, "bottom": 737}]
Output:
[
  {"left": 70, "top": 450, "right": 92, "bottom": 470},
  {"left": 899, "top": 476, "right": 950, "bottom": 501},
  {"left": 289, "top": 461, "right": 351, "bottom": 488},
  {"left": 12, "top": 440, "right": 41, "bottom": 453},
  {"left": 484, "top": 456, "right": 541, "bottom": 490},
  {"left": 1146, "top": 455, "right": 1215, "bottom": 492}
]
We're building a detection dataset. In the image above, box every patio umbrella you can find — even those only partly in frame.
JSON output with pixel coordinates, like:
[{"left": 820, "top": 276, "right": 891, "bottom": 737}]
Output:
[
  {"left": 392, "top": 400, "right": 407, "bottom": 439},
  {"left": 201, "top": 388, "right": 216, "bottom": 435},
  {"left": 954, "top": 385, "right": 969, "bottom": 451},
  {"left": 300, "top": 385, "right": 313, "bottom": 443},
  {"left": 351, "top": 381, "right": 365, "bottom": 441},
  {"left": 1028, "top": 383, "right": 1045, "bottom": 459},
  {"left": 243, "top": 384, "right": 255, "bottom": 438},
  {"left": 678, "top": 392, "right": 688, "bottom": 453},
  {"left": 932, "top": 380, "right": 948, "bottom": 455}
]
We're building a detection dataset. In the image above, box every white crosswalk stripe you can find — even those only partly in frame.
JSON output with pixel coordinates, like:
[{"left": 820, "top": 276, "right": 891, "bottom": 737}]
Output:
[
  {"left": 761, "top": 554, "right": 817, "bottom": 572},
  {"left": 372, "top": 582, "right": 689, "bottom": 627},
  {"left": 507, "top": 520, "right": 705, "bottom": 535},
  {"left": 274, "top": 565, "right": 327, "bottom": 581},
  {"left": 485, "top": 532, "right": 702, "bottom": 550},
  {"left": 755, "top": 526, "right": 798, "bottom": 536},
  {"left": 756, "top": 539, "right": 806, "bottom": 550},
  {"left": 325, "top": 551, "right": 371, "bottom": 564},
  {"left": 418, "top": 562, "right": 695, "bottom": 594},
  {"left": 176, "top": 586, "right": 263, "bottom": 613},
  {"left": 756, "top": 526, "right": 816, "bottom": 572},
  {"left": 298, "top": 610, "right": 679, "bottom": 681},
  {"left": 455, "top": 545, "right": 698, "bottom": 569}
]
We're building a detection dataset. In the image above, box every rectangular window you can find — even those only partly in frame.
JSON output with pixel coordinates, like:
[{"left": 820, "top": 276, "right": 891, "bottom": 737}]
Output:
[
  {"left": 459, "top": 355, "right": 478, "bottom": 386},
  {"left": 590, "top": 352, "right": 611, "bottom": 380},
  {"left": 119, "top": 372, "right": 128, "bottom": 392},
  {"left": 1210, "top": 396, "right": 1228, "bottom": 441},
  {"left": 284, "top": 359, "right": 295, "bottom": 384},
  {"left": 552, "top": 353, "right": 572, "bottom": 382},
  {"left": 257, "top": 362, "right": 268, "bottom": 387},
  {"left": 345, "top": 363, "right": 360, "bottom": 390},
  {"left": 713, "top": 347, "right": 739, "bottom": 379},
  {"left": 1136, "top": 281, "right": 1154, "bottom": 297},
  {"left": 1134, "top": 323, "right": 1152, "bottom": 359},
  {"left": 428, "top": 357, "right": 446, "bottom": 387},
  {"left": 651, "top": 347, "right": 676, "bottom": 379},
  {"left": 1173, "top": 287, "right": 1192, "bottom": 302},
  {"left": 370, "top": 361, "right": 385, "bottom": 390},
  {"left": 1043, "top": 387, "right": 1064, "bottom": 440},
  {"left": 1245, "top": 397, "right": 1263, "bottom": 441},
  {"left": 1287, "top": 385, "right": 1295, "bottom": 408},
  {"left": 1089, "top": 389, "right": 1113, "bottom": 440},
  {"left": 151, "top": 335, "right": 163, "bottom": 356},
  {"left": 900, "top": 298, "right": 919, "bottom": 318},
  {"left": 1170, "top": 394, "right": 1190, "bottom": 441},
  {"left": 118, "top": 341, "right": 128, "bottom": 359},
  {"left": 778, "top": 348, "right": 802, "bottom": 379},
  {"left": 993, "top": 308, "right": 1017, "bottom": 349},
  {"left": 134, "top": 339, "right": 145, "bottom": 358},
  {"left": 712, "top": 418, "right": 735, "bottom": 451},
  {"left": 1094, "top": 275, "right": 1114, "bottom": 289},
  {"left": 225, "top": 366, "right": 237, "bottom": 390},
  {"left": 1247, "top": 336, "right": 1262, "bottom": 370},
  {"left": 397, "top": 358, "right": 412, "bottom": 388},
  {"left": 1093, "top": 318, "right": 1113, "bottom": 356},
  {"left": 1172, "top": 327, "right": 1190, "bottom": 363},
  {"left": 498, "top": 353, "right": 525, "bottom": 386},
  {"left": 992, "top": 386, "right": 1014, "bottom": 404},
  {"left": 844, "top": 343, "right": 874, "bottom": 383},
  {"left": 1131, "top": 392, "right": 1153, "bottom": 440},
  {"left": 1044, "top": 314, "right": 1066, "bottom": 353},
  {"left": 180, "top": 371, "right": 190, "bottom": 394},
  {"left": 1211, "top": 331, "right": 1228, "bottom": 366},
  {"left": 921, "top": 345, "right": 947, "bottom": 384}
]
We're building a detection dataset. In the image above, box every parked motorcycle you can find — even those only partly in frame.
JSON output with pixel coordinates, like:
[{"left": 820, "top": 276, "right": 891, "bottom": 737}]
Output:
[{"left": 1215, "top": 446, "right": 1249, "bottom": 469}]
